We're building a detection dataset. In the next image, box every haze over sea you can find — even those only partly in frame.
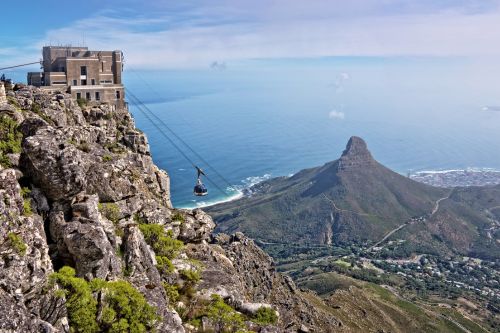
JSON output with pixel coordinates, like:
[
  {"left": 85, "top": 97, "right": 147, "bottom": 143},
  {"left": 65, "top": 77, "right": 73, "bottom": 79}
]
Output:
[{"left": 121, "top": 57, "right": 500, "bottom": 208}]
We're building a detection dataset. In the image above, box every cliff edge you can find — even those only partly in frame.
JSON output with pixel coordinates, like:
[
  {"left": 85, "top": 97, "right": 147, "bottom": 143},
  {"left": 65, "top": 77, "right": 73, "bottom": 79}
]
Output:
[{"left": 0, "top": 85, "right": 340, "bottom": 332}]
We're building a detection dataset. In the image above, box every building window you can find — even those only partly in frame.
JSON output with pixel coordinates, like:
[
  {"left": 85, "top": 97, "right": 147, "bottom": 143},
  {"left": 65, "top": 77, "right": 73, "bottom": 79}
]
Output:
[
  {"left": 86, "top": 92, "right": 91, "bottom": 100},
  {"left": 102, "top": 63, "right": 104, "bottom": 72},
  {"left": 81, "top": 79, "right": 87, "bottom": 86},
  {"left": 91, "top": 79, "right": 96, "bottom": 85},
  {"left": 76, "top": 92, "right": 81, "bottom": 99},
  {"left": 116, "top": 91, "right": 121, "bottom": 99},
  {"left": 80, "top": 66, "right": 87, "bottom": 76},
  {"left": 95, "top": 92, "right": 100, "bottom": 101},
  {"left": 73, "top": 80, "right": 77, "bottom": 86}
]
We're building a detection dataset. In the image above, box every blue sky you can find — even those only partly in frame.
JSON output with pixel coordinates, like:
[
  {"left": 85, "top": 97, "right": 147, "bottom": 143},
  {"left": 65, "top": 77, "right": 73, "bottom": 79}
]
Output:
[{"left": 2, "top": 0, "right": 500, "bottom": 69}]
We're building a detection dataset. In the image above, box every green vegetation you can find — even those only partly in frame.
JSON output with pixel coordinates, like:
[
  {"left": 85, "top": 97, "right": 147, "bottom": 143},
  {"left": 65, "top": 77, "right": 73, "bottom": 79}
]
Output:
[
  {"left": 138, "top": 224, "right": 183, "bottom": 260},
  {"left": 77, "top": 98, "right": 87, "bottom": 108},
  {"left": 31, "top": 103, "right": 53, "bottom": 124},
  {"left": 98, "top": 202, "right": 121, "bottom": 224},
  {"left": 102, "top": 154, "right": 113, "bottom": 162},
  {"left": 0, "top": 116, "right": 22, "bottom": 167},
  {"left": 171, "top": 212, "right": 185, "bottom": 223},
  {"left": 77, "top": 141, "right": 91, "bottom": 153},
  {"left": 252, "top": 306, "right": 278, "bottom": 325},
  {"left": 50, "top": 266, "right": 158, "bottom": 333},
  {"left": 7, "top": 96, "right": 20, "bottom": 108},
  {"left": 162, "top": 282, "right": 180, "bottom": 303},
  {"left": 20, "top": 187, "right": 32, "bottom": 216},
  {"left": 155, "top": 256, "right": 174, "bottom": 275},
  {"left": 180, "top": 269, "right": 201, "bottom": 285},
  {"left": 105, "top": 142, "right": 126, "bottom": 154},
  {"left": 7, "top": 232, "right": 27, "bottom": 255},
  {"left": 205, "top": 294, "right": 245, "bottom": 332}
]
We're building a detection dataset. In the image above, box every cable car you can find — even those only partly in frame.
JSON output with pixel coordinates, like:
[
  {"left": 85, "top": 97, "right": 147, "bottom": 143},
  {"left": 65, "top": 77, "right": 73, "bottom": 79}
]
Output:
[{"left": 194, "top": 166, "right": 208, "bottom": 196}]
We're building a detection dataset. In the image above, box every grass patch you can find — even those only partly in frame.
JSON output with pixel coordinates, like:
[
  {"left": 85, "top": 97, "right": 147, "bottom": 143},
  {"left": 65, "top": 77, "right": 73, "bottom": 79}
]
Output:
[
  {"left": 171, "top": 212, "right": 185, "bottom": 223},
  {"left": 7, "top": 232, "right": 27, "bottom": 255},
  {"left": 77, "top": 141, "right": 90, "bottom": 153},
  {"left": 0, "top": 116, "right": 22, "bottom": 167},
  {"left": 102, "top": 154, "right": 113, "bottom": 162},
  {"left": 98, "top": 202, "right": 121, "bottom": 224}
]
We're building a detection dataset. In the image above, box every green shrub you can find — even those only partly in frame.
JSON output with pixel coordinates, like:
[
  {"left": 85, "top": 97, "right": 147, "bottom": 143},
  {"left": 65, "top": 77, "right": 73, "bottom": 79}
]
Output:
[
  {"left": 20, "top": 187, "right": 33, "bottom": 216},
  {"left": 98, "top": 280, "right": 159, "bottom": 332},
  {"left": 180, "top": 269, "right": 201, "bottom": 285},
  {"left": 102, "top": 154, "right": 113, "bottom": 162},
  {"left": 156, "top": 256, "right": 174, "bottom": 275},
  {"left": 7, "top": 232, "right": 27, "bottom": 255},
  {"left": 77, "top": 142, "right": 90, "bottom": 153},
  {"left": 205, "top": 294, "right": 245, "bottom": 332},
  {"left": 77, "top": 98, "right": 87, "bottom": 108},
  {"left": 0, "top": 116, "right": 22, "bottom": 167},
  {"left": 50, "top": 266, "right": 98, "bottom": 333},
  {"left": 98, "top": 203, "right": 121, "bottom": 224},
  {"left": 31, "top": 103, "right": 53, "bottom": 124},
  {"left": 138, "top": 224, "right": 183, "bottom": 260},
  {"left": 252, "top": 306, "right": 278, "bottom": 325},
  {"left": 171, "top": 212, "right": 185, "bottom": 223},
  {"left": 23, "top": 199, "right": 32, "bottom": 216},
  {"left": 162, "top": 282, "right": 180, "bottom": 303},
  {"left": 50, "top": 266, "right": 159, "bottom": 333}
]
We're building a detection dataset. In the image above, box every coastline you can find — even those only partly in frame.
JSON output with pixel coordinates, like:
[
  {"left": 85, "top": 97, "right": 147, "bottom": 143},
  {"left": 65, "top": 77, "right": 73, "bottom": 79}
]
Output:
[{"left": 178, "top": 167, "right": 500, "bottom": 210}]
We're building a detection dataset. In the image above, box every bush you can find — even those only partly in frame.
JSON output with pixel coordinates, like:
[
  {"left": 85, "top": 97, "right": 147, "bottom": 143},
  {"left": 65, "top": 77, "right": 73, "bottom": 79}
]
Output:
[
  {"left": 156, "top": 255, "right": 174, "bottom": 275},
  {"left": 180, "top": 269, "right": 201, "bottom": 285},
  {"left": 77, "top": 98, "right": 87, "bottom": 108},
  {"left": 252, "top": 306, "right": 278, "bottom": 325},
  {"left": 98, "top": 203, "right": 121, "bottom": 224},
  {"left": 7, "top": 232, "right": 27, "bottom": 255},
  {"left": 163, "top": 282, "right": 180, "bottom": 303},
  {"left": 77, "top": 141, "right": 91, "bottom": 153},
  {"left": 205, "top": 294, "right": 245, "bottom": 332},
  {"left": 102, "top": 154, "right": 113, "bottom": 162},
  {"left": 50, "top": 266, "right": 98, "bottom": 333},
  {"left": 50, "top": 266, "right": 159, "bottom": 333},
  {"left": 0, "top": 116, "right": 22, "bottom": 167},
  {"left": 171, "top": 212, "right": 185, "bottom": 223},
  {"left": 139, "top": 224, "right": 183, "bottom": 260},
  {"left": 20, "top": 187, "right": 32, "bottom": 216}
]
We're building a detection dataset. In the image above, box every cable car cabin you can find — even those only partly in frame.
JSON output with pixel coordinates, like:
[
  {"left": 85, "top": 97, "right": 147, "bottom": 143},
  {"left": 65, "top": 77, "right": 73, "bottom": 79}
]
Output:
[
  {"left": 194, "top": 166, "right": 208, "bottom": 196},
  {"left": 194, "top": 182, "right": 208, "bottom": 196}
]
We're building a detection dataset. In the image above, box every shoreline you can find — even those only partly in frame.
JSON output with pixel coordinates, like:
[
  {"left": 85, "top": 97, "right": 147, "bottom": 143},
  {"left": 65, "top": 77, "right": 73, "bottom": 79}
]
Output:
[{"left": 177, "top": 167, "right": 500, "bottom": 210}]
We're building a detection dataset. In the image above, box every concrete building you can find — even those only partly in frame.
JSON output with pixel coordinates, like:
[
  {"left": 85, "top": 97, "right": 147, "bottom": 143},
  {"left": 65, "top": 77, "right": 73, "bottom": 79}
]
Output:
[{"left": 27, "top": 46, "right": 124, "bottom": 107}]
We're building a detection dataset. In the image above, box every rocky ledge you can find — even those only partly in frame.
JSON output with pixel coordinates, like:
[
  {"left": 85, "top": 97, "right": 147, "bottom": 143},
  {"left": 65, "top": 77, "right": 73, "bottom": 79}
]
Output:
[{"left": 0, "top": 85, "right": 341, "bottom": 332}]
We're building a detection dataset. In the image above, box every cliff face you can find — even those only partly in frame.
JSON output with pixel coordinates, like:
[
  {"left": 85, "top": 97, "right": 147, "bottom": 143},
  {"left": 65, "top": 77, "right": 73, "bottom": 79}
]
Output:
[{"left": 0, "top": 86, "right": 339, "bottom": 332}]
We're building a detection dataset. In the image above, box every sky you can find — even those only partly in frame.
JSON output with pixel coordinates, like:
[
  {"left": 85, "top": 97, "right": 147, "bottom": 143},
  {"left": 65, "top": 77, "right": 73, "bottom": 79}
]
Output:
[{"left": 2, "top": 0, "right": 500, "bottom": 70}]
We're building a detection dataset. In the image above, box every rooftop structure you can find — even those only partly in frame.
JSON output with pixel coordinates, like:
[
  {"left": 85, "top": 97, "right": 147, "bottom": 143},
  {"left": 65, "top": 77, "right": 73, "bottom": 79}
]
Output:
[{"left": 27, "top": 46, "right": 125, "bottom": 107}]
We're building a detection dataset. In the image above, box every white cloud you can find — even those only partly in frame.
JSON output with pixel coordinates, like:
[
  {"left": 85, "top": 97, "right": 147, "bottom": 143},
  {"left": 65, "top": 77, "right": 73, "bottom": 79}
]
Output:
[
  {"left": 24, "top": 1, "right": 500, "bottom": 68},
  {"left": 329, "top": 110, "right": 345, "bottom": 120}
]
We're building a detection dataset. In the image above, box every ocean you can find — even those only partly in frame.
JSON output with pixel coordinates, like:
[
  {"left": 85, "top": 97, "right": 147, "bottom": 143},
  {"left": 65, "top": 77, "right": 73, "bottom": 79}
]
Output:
[{"left": 17, "top": 57, "right": 500, "bottom": 208}]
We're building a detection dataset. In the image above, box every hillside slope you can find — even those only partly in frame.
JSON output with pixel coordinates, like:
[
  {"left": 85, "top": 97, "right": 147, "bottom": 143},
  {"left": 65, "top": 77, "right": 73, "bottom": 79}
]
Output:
[{"left": 207, "top": 137, "right": 499, "bottom": 258}]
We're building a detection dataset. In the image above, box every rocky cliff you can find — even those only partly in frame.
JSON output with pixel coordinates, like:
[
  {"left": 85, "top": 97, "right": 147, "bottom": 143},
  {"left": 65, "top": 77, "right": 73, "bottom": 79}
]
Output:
[{"left": 0, "top": 85, "right": 342, "bottom": 332}]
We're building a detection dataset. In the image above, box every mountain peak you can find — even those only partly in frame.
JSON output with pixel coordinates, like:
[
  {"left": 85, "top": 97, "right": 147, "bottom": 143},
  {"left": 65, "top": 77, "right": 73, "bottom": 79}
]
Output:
[{"left": 339, "top": 136, "right": 374, "bottom": 169}]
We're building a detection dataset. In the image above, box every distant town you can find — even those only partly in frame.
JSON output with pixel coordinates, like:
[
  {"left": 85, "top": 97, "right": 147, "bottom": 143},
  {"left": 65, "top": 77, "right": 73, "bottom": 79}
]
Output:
[{"left": 410, "top": 168, "right": 500, "bottom": 187}]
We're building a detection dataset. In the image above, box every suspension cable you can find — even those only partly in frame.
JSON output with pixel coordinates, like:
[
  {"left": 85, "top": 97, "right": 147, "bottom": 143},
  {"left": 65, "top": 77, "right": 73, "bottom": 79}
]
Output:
[
  {"left": 0, "top": 61, "right": 41, "bottom": 71},
  {"left": 126, "top": 90, "right": 232, "bottom": 197},
  {"left": 125, "top": 68, "right": 236, "bottom": 191}
]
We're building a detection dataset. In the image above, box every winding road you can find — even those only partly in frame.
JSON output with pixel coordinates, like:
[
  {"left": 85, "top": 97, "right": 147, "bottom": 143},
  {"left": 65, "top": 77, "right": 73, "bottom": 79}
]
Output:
[{"left": 322, "top": 191, "right": 454, "bottom": 251}]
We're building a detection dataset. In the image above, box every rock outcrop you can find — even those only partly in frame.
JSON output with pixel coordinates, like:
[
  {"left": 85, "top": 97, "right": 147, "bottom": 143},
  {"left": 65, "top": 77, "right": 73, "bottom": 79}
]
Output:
[
  {"left": 0, "top": 82, "right": 6, "bottom": 104},
  {"left": 0, "top": 85, "right": 341, "bottom": 332}
]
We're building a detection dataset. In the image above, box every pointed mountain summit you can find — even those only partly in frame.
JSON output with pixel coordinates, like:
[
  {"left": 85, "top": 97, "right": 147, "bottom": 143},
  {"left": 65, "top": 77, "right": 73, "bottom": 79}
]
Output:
[
  {"left": 207, "top": 136, "right": 500, "bottom": 259},
  {"left": 341, "top": 136, "right": 372, "bottom": 159},
  {"left": 208, "top": 136, "right": 446, "bottom": 245}
]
